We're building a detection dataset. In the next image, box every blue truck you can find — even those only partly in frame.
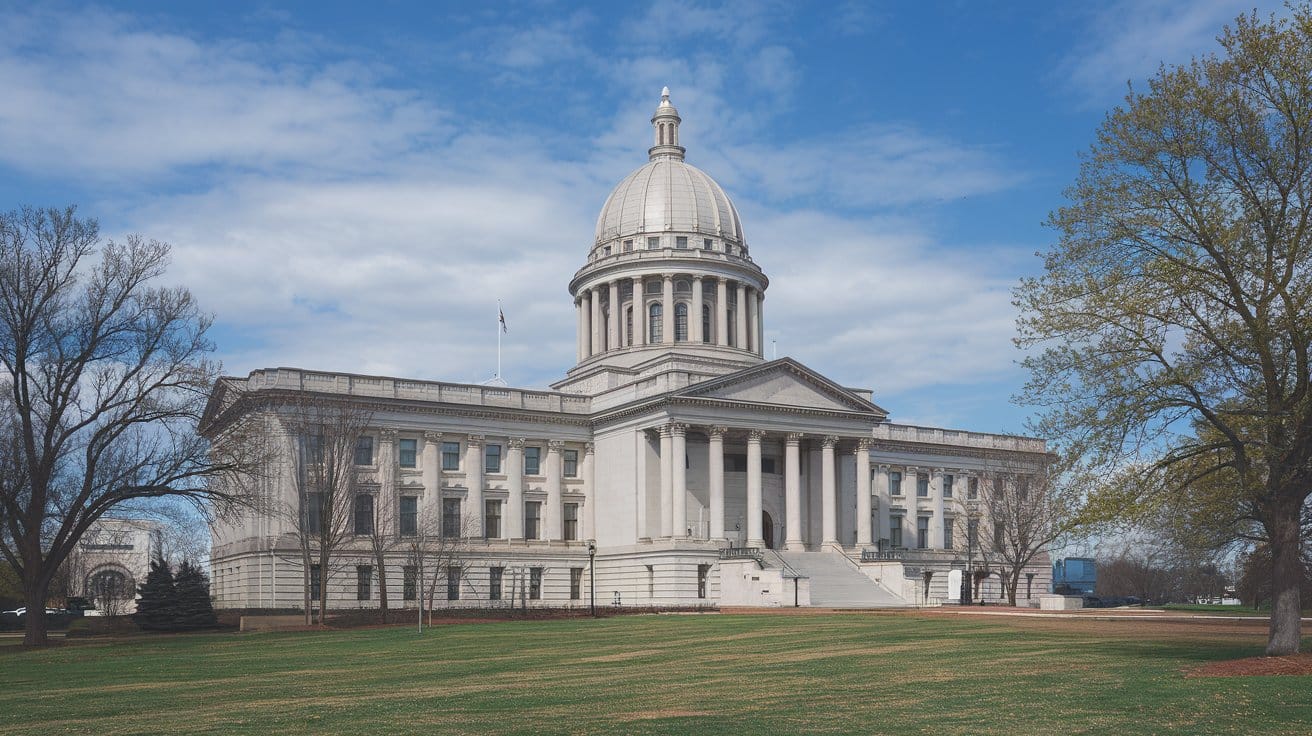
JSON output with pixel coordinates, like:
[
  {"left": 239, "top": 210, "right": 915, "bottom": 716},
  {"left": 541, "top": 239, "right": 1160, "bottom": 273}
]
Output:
[{"left": 1052, "top": 557, "right": 1096, "bottom": 595}]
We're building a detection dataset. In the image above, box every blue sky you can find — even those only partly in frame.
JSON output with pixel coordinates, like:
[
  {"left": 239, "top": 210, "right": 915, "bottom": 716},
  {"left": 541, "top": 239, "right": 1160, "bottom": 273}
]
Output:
[{"left": 0, "top": 0, "right": 1285, "bottom": 436}]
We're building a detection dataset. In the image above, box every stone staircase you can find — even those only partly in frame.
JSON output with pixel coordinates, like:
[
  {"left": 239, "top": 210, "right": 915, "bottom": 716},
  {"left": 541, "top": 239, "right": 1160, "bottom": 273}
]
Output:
[{"left": 774, "top": 551, "right": 909, "bottom": 608}]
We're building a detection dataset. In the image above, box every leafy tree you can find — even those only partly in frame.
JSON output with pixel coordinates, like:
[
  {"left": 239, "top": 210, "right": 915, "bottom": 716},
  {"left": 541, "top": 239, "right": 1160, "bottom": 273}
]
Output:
[
  {"left": 173, "top": 560, "right": 217, "bottom": 630},
  {"left": 132, "top": 557, "right": 177, "bottom": 631},
  {"left": 1016, "top": 8, "right": 1312, "bottom": 655}
]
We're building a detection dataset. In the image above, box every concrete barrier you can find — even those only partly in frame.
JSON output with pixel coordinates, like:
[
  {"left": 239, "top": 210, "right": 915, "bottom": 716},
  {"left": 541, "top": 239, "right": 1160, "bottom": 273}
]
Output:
[{"left": 1038, "top": 594, "right": 1084, "bottom": 611}]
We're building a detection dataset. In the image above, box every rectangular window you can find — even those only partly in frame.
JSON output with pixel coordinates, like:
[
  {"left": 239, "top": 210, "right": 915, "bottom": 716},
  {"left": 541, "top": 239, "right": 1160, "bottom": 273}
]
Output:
[
  {"left": 760, "top": 457, "right": 778, "bottom": 474},
  {"left": 353, "top": 494, "right": 374, "bottom": 536},
  {"left": 356, "top": 565, "right": 372, "bottom": 600},
  {"left": 442, "top": 441, "right": 461, "bottom": 471},
  {"left": 563, "top": 449, "right": 579, "bottom": 477},
  {"left": 944, "top": 474, "right": 954, "bottom": 499},
  {"left": 623, "top": 239, "right": 633, "bottom": 252},
  {"left": 725, "top": 454, "right": 748, "bottom": 472},
  {"left": 917, "top": 517, "right": 930, "bottom": 549},
  {"left": 994, "top": 521, "right": 1005, "bottom": 551},
  {"left": 889, "top": 471, "right": 903, "bottom": 496},
  {"left": 403, "top": 565, "right": 418, "bottom": 601},
  {"left": 303, "top": 433, "right": 323, "bottom": 464},
  {"left": 563, "top": 503, "right": 579, "bottom": 541},
  {"left": 446, "top": 567, "right": 460, "bottom": 601},
  {"left": 485, "top": 500, "right": 502, "bottom": 539},
  {"left": 399, "top": 496, "right": 418, "bottom": 537},
  {"left": 399, "top": 438, "right": 417, "bottom": 468},
  {"left": 304, "top": 492, "right": 324, "bottom": 534},
  {"left": 889, "top": 517, "right": 904, "bottom": 548},
  {"left": 570, "top": 568, "right": 583, "bottom": 600},
  {"left": 529, "top": 567, "right": 542, "bottom": 600},
  {"left": 489, "top": 567, "right": 503, "bottom": 600},
  {"left": 354, "top": 435, "right": 374, "bottom": 465},
  {"left": 647, "top": 236, "right": 659, "bottom": 250},
  {"left": 968, "top": 519, "right": 979, "bottom": 550},
  {"left": 602, "top": 245, "right": 611, "bottom": 256},
  {"left": 524, "top": 446, "right": 541, "bottom": 475},
  {"left": 703, "top": 238, "right": 712, "bottom": 249},
  {"left": 526, "top": 501, "right": 542, "bottom": 540},
  {"left": 310, "top": 564, "right": 321, "bottom": 601},
  {"left": 697, "top": 564, "right": 710, "bottom": 598},
  {"left": 485, "top": 444, "right": 502, "bottom": 473},
  {"left": 676, "top": 236, "right": 688, "bottom": 249},
  {"left": 442, "top": 498, "right": 461, "bottom": 537},
  {"left": 916, "top": 473, "right": 929, "bottom": 498},
  {"left": 944, "top": 519, "right": 954, "bottom": 550},
  {"left": 968, "top": 477, "right": 978, "bottom": 500}
]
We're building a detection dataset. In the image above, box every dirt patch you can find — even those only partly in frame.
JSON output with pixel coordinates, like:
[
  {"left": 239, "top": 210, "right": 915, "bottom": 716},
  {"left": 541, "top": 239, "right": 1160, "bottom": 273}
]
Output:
[
  {"left": 1187, "top": 653, "right": 1312, "bottom": 677},
  {"left": 614, "top": 709, "right": 711, "bottom": 722}
]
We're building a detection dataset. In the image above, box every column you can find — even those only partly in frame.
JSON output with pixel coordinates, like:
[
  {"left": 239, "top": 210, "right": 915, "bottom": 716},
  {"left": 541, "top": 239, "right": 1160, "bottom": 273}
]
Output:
[
  {"left": 631, "top": 276, "right": 646, "bottom": 346},
  {"left": 735, "top": 282, "right": 748, "bottom": 349},
  {"left": 691, "top": 276, "right": 704, "bottom": 343},
  {"left": 745, "top": 286, "right": 757, "bottom": 353},
  {"left": 659, "top": 425, "right": 674, "bottom": 537},
  {"left": 378, "top": 429, "right": 397, "bottom": 537},
  {"left": 716, "top": 278, "right": 729, "bottom": 346},
  {"left": 784, "top": 433, "right": 804, "bottom": 550},
  {"left": 422, "top": 431, "right": 441, "bottom": 529},
  {"left": 580, "top": 292, "right": 592, "bottom": 360},
  {"left": 607, "top": 280, "right": 620, "bottom": 352},
  {"left": 464, "top": 435, "right": 484, "bottom": 538},
  {"left": 756, "top": 291, "right": 765, "bottom": 357},
  {"left": 661, "top": 274, "right": 675, "bottom": 345},
  {"left": 708, "top": 426, "right": 726, "bottom": 540},
  {"left": 876, "top": 464, "right": 892, "bottom": 546},
  {"left": 821, "top": 436, "right": 838, "bottom": 547},
  {"left": 746, "top": 430, "right": 765, "bottom": 548},
  {"left": 582, "top": 442, "right": 596, "bottom": 541},
  {"left": 590, "top": 286, "right": 603, "bottom": 354},
  {"left": 575, "top": 298, "right": 585, "bottom": 362},
  {"left": 546, "top": 441, "right": 563, "bottom": 541},
  {"left": 671, "top": 423, "right": 688, "bottom": 537},
  {"left": 506, "top": 439, "right": 524, "bottom": 539},
  {"left": 932, "top": 468, "right": 946, "bottom": 550},
  {"left": 855, "top": 439, "right": 873, "bottom": 547}
]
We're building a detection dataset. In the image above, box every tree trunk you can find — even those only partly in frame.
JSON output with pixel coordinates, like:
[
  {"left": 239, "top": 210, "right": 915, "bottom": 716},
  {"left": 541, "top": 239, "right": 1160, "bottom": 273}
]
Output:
[
  {"left": 301, "top": 547, "right": 312, "bottom": 626},
  {"left": 377, "top": 559, "right": 389, "bottom": 624},
  {"left": 22, "top": 585, "right": 48, "bottom": 647},
  {"left": 1265, "top": 508, "right": 1302, "bottom": 656},
  {"left": 1007, "top": 570, "right": 1020, "bottom": 607}
]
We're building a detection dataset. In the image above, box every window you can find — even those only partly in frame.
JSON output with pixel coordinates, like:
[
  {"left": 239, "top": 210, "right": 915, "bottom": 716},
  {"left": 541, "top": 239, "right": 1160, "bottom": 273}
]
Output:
[
  {"left": 944, "top": 519, "right": 954, "bottom": 550},
  {"left": 485, "top": 443, "right": 502, "bottom": 473},
  {"left": 761, "top": 457, "right": 778, "bottom": 474},
  {"left": 916, "top": 517, "right": 930, "bottom": 549},
  {"left": 647, "top": 236, "right": 659, "bottom": 250},
  {"left": 399, "top": 438, "right": 417, "bottom": 468},
  {"left": 441, "top": 441, "right": 461, "bottom": 471},
  {"left": 890, "top": 516, "right": 904, "bottom": 548},
  {"left": 570, "top": 568, "right": 583, "bottom": 600},
  {"left": 304, "top": 492, "right": 324, "bottom": 534},
  {"left": 489, "top": 567, "right": 503, "bottom": 600},
  {"left": 563, "top": 450, "right": 579, "bottom": 477},
  {"left": 968, "top": 519, "right": 979, "bottom": 550},
  {"left": 994, "top": 521, "right": 1005, "bottom": 551},
  {"left": 725, "top": 454, "right": 748, "bottom": 472},
  {"left": 968, "top": 477, "right": 978, "bottom": 500},
  {"left": 602, "top": 245, "right": 611, "bottom": 256},
  {"left": 303, "top": 434, "right": 323, "bottom": 464},
  {"left": 353, "top": 494, "right": 374, "bottom": 536},
  {"left": 702, "top": 304, "right": 712, "bottom": 343},
  {"left": 355, "top": 435, "right": 373, "bottom": 465},
  {"left": 526, "top": 501, "right": 542, "bottom": 540},
  {"left": 674, "top": 303, "right": 689, "bottom": 341},
  {"left": 446, "top": 567, "right": 460, "bottom": 601},
  {"left": 648, "top": 303, "right": 663, "bottom": 342},
  {"left": 646, "top": 565, "right": 655, "bottom": 597},
  {"left": 703, "top": 238, "right": 712, "bottom": 249},
  {"left": 442, "top": 498, "right": 461, "bottom": 537},
  {"left": 310, "top": 564, "right": 321, "bottom": 601},
  {"left": 403, "top": 565, "right": 418, "bottom": 601},
  {"left": 623, "top": 239, "right": 633, "bottom": 252},
  {"left": 697, "top": 564, "right": 710, "bottom": 598},
  {"left": 676, "top": 236, "right": 688, "bottom": 249},
  {"left": 563, "top": 503, "right": 579, "bottom": 541},
  {"left": 357, "top": 565, "right": 372, "bottom": 600},
  {"left": 890, "top": 471, "right": 903, "bottom": 496},
  {"left": 485, "top": 500, "right": 502, "bottom": 539},
  {"left": 399, "top": 496, "right": 418, "bottom": 537},
  {"left": 524, "top": 446, "right": 541, "bottom": 475},
  {"left": 645, "top": 280, "right": 662, "bottom": 295},
  {"left": 529, "top": 567, "right": 543, "bottom": 599},
  {"left": 944, "top": 474, "right": 954, "bottom": 499},
  {"left": 916, "top": 473, "right": 929, "bottom": 498}
]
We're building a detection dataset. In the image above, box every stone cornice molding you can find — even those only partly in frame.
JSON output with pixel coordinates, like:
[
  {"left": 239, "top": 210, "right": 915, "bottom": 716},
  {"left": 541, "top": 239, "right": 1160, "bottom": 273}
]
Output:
[
  {"left": 747, "top": 429, "right": 766, "bottom": 442},
  {"left": 467, "top": 434, "right": 485, "bottom": 448},
  {"left": 423, "top": 430, "right": 443, "bottom": 442},
  {"left": 548, "top": 440, "right": 566, "bottom": 452},
  {"left": 707, "top": 425, "right": 728, "bottom": 438}
]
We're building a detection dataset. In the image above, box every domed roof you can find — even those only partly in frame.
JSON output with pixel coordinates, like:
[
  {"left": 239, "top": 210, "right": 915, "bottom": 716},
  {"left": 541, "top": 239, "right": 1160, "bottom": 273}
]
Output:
[{"left": 593, "top": 158, "right": 745, "bottom": 246}]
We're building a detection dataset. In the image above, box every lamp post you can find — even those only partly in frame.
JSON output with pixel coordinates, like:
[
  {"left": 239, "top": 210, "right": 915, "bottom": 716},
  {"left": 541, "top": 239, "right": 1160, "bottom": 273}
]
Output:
[{"left": 587, "top": 541, "right": 597, "bottom": 617}]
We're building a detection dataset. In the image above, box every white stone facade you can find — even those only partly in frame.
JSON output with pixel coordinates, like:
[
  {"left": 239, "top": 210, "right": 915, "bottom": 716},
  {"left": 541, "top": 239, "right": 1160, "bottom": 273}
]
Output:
[{"left": 205, "top": 90, "right": 1050, "bottom": 611}]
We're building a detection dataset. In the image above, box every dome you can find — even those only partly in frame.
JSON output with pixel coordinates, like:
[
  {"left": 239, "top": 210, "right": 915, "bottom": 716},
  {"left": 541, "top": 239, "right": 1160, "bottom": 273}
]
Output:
[{"left": 593, "top": 158, "right": 745, "bottom": 247}]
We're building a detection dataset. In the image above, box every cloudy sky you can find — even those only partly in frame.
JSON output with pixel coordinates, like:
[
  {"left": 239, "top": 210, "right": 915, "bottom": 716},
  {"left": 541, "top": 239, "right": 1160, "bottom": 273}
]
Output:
[{"left": 0, "top": 0, "right": 1285, "bottom": 435}]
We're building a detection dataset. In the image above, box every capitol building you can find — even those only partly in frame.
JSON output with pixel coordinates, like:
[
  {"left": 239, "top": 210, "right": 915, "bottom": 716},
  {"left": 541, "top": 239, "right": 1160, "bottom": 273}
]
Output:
[{"left": 206, "top": 90, "right": 1051, "bottom": 610}]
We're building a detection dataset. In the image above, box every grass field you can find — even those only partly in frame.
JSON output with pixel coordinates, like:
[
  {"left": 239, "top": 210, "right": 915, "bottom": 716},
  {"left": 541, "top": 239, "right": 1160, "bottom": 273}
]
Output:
[{"left": 1, "top": 611, "right": 1308, "bottom": 735}]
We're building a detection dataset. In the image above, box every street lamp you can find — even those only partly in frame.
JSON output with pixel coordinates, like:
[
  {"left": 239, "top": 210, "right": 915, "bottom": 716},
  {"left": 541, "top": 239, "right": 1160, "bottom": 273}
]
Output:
[{"left": 587, "top": 541, "right": 597, "bottom": 617}]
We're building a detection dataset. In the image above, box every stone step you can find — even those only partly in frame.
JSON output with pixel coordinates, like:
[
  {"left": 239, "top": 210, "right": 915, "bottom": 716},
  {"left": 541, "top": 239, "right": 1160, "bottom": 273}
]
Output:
[{"left": 775, "top": 551, "right": 908, "bottom": 608}]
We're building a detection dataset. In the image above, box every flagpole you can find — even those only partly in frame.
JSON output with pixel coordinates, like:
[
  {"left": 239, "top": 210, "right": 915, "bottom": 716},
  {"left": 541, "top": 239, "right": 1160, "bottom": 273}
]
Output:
[{"left": 496, "top": 299, "right": 502, "bottom": 380}]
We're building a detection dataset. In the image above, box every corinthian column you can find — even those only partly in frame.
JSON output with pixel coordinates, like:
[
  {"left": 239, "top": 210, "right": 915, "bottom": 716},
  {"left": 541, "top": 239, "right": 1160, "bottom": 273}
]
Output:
[
  {"left": 659, "top": 425, "right": 674, "bottom": 537},
  {"left": 422, "top": 431, "right": 441, "bottom": 528},
  {"left": 590, "top": 286, "right": 603, "bottom": 354},
  {"left": 691, "top": 276, "right": 704, "bottom": 343},
  {"left": 546, "top": 441, "right": 563, "bottom": 541},
  {"left": 821, "top": 436, "right": 838, "bottom": 547},
  {"left": 746, "top": 430, "right": 765, "bottom": 548},
  {"left": 582, "top": 443, "right": 596, "bottom": 540},
  {"left": 631, "top": 276, "right": 646, "bottom": 346},
  {"left": 715, "top": 278, "right": 729, "bottom": 346},
  {"left": 608, "top": 280, "right": 620, "bottom": 351},
  {"left": 735, "top": 282, "right": 748, "bottom": 349},
  {"left": 464, "top": 435, "right": 484, "bottom": 538},
  {"left": 671, "top": 423, "right": 687, "bottom": 537},
  {"left": 745, "top": 286, "right": 757, "bottom": 353},
  {"left": 662, "top": 274, "right": 675, "bottom": 345},
  {"left": 506, "top": 439, "right": 524, "bottom": 539},
  {"left": 855, "top": 439, "right": 873, "bottom": 547},
  {"left": 575, "top": 298, "right": 585, "bottom": 362},
  {"left": 784, "top": 433, "right": 804, "bottom": 550},
  {"left": 708, "top": 426, "right": 726, "bottom": 539}
]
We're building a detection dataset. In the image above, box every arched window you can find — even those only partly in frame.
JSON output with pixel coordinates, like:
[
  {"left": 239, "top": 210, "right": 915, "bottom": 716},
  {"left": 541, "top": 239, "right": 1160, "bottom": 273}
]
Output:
[
  {"left": 674, "top": 303, "right": 689, "bottom": 342},
  {"left": 649, "top": 303, "right": 663, "bottom": 343},
  {"left": 88, "top": 569, "right": 130, "bottom": 609},
  {"left": 626, "top": 306, "right": 634, "bottom": 346},
  {"left": 702, "top": 304, "right": 712, "bottom": 343}
]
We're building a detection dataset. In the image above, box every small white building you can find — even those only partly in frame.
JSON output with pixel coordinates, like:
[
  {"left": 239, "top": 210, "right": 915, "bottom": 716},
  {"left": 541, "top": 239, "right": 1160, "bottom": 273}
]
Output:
[
  {"left": 205, "top": 90, "right": 1050, "bottom": 610},
  {"left": 71, "top": 518, "right": 160, "bottom": 613}
]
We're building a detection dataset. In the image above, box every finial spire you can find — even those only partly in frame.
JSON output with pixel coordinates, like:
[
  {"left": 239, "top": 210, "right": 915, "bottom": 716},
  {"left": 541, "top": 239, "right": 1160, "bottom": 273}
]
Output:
[{"left": 649, "top": 86, "right": 685, "bottom": 162}]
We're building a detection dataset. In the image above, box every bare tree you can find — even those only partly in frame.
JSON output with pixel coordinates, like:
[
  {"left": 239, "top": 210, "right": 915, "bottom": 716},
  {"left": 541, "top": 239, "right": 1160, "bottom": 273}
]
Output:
[
  {"left": 0, "top": 206, "right": 264, "bottom": 647},
  {"left": 406, "top": 510, "right": 475, "bottom": 627}
]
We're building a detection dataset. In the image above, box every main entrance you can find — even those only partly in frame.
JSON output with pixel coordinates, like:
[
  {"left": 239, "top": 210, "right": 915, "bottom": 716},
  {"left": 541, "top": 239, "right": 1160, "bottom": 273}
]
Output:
[{"left": 762, "top": 511, "right": 775, "bottom": 549}]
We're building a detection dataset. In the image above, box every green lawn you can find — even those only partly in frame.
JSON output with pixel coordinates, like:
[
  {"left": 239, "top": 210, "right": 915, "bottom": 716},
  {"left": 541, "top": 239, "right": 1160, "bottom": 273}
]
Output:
[{"left": 1, "top": 612, "right": 1308, "bottom": 735}]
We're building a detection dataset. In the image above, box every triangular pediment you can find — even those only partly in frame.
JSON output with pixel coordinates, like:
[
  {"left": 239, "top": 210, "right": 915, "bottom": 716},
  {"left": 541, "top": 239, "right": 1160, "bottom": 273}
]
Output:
[{"left": 673, "top": 358, "right": 886, "bottom": 416}]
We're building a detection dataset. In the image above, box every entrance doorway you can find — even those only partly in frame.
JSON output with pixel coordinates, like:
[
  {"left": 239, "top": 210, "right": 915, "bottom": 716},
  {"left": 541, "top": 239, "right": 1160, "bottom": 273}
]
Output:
[{"left": 762, "top": 511, "right": 775, "bottom": 549}]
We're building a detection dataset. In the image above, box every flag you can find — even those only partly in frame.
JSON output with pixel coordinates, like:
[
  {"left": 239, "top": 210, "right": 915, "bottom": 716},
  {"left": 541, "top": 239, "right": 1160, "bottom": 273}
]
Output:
[{"left": 499, "top": 307, "right": 507, "bottom": 333}]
